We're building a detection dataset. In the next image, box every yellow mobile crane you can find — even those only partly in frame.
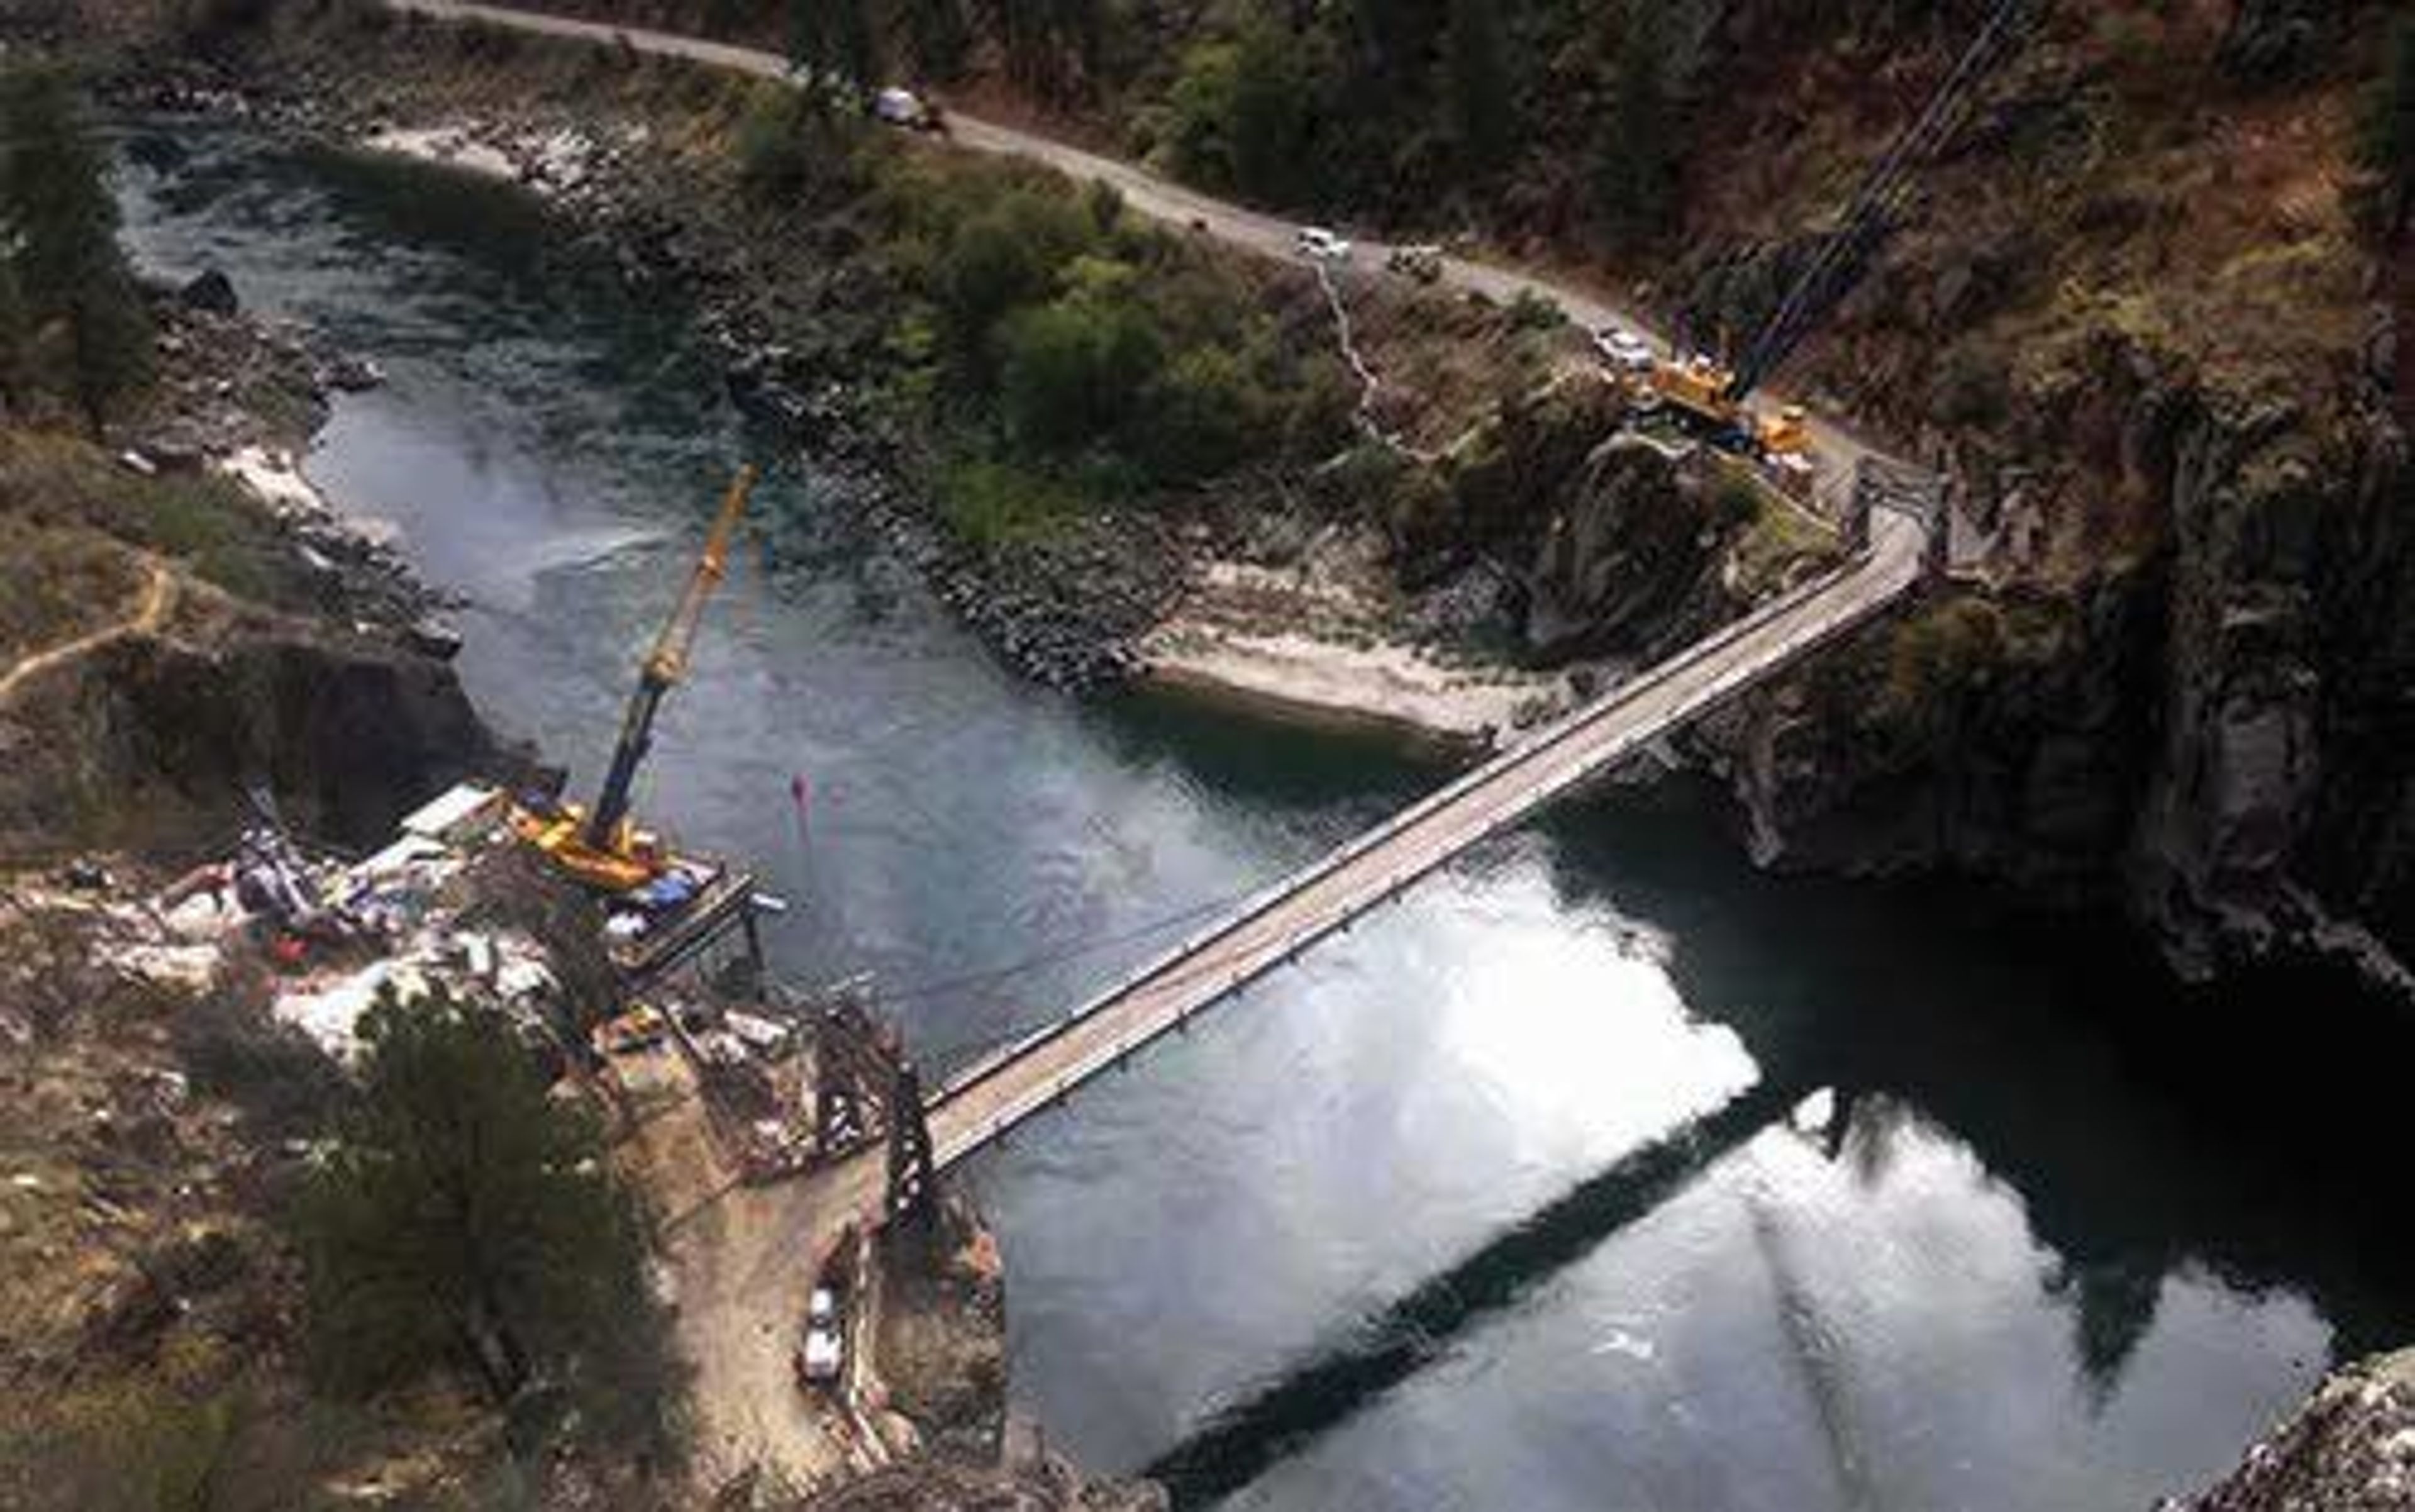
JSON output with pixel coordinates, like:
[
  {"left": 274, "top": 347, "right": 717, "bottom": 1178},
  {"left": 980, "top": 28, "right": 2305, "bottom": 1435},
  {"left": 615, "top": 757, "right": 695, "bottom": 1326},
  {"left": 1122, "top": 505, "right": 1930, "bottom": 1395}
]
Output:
[
  {"left": 513, "top": 464, "right": 758, "bottom": 891},
  {"left": 1640, "top": 0, "right": 2043, "bottom": 468}
]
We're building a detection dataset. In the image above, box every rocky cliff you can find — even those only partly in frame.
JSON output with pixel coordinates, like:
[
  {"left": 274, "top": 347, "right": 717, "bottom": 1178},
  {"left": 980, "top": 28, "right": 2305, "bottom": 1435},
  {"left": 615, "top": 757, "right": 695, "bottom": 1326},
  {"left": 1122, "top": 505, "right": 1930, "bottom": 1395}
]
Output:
[
  {"left": 0, "top": 618, "right": 498, "bottom": 857},
  {"left": 2172, "top": 1346, "right": 2415, "bottom": 1511}
]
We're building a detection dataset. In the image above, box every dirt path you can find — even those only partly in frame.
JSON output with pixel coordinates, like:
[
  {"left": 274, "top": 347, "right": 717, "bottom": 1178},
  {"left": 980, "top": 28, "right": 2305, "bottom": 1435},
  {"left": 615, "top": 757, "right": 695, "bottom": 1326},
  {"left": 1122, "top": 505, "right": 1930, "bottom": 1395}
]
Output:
[
  {"left": 0, "top": 560, "right": 176, "bottom": 706},
  {"left": 385, "top": 0, "right": 1887, "bottom": 480}
]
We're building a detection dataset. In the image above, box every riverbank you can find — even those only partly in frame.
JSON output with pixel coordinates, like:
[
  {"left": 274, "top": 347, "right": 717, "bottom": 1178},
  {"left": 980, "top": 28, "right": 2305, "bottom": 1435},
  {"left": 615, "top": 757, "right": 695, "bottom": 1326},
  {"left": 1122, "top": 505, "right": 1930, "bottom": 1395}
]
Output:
[
  {"left": 113, "top": 4, "right": 1823, "bottom": 752},
  {"left": 73, "top": 63, "right": 2415, "bottom": 1511}
]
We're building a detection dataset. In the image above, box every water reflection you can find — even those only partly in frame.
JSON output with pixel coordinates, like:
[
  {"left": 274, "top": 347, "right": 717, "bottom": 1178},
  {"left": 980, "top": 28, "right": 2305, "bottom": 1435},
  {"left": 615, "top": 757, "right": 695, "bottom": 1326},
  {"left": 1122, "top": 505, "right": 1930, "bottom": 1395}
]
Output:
[{"left": 111, "top": 120, "right": 2414, "bottom": 1512}]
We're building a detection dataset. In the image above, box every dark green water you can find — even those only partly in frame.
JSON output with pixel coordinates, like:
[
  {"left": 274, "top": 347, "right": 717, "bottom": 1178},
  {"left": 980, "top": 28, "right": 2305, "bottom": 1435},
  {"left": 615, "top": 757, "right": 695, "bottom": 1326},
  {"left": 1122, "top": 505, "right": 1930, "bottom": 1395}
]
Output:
[{"left": 116, "top": 123, "right": 2415, "bottom": 1511}]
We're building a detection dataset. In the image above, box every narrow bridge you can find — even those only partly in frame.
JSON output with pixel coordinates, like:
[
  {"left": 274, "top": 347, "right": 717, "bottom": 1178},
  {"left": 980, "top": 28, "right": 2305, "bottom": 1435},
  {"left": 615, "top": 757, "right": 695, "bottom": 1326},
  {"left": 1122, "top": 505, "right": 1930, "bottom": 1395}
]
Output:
[{"left": 806, "top": 469, "right": 1940, "bottom": 1228}]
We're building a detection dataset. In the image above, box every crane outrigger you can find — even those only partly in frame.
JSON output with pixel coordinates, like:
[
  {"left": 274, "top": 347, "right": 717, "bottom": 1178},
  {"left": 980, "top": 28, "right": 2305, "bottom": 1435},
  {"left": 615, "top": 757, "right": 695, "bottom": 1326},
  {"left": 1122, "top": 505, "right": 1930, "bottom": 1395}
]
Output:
[{"left": 513, "top": 464, "right": 758, "bottom": 891}]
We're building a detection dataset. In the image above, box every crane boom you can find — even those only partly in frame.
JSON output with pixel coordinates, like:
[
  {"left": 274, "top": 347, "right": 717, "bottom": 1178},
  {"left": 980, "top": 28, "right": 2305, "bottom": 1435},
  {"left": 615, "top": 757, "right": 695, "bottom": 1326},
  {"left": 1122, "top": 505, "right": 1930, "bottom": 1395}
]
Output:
[
  {"left": 584, "top": 464, "right": 758, "bottom": 851},
  {"left": 1724, "top": 0, "right": 2046, "bottom": 404}
]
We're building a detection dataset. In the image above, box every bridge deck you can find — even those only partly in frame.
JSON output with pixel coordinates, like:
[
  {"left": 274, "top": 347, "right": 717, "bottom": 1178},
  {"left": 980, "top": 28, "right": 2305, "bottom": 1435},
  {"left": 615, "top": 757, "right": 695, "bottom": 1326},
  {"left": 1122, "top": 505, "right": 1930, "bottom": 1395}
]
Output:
[{"left": 781, "top": 508, "right": 1926, "bottom": 1220}]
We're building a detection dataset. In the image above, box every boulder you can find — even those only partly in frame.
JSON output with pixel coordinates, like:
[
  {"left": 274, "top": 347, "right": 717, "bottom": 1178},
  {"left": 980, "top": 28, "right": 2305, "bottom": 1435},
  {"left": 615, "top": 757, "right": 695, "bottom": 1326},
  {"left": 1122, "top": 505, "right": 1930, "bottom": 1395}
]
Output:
[
  {"left": 2172, "top": 1347, "right": 2415, "bottom": 1510},
  {"left": 179, "top": 268, "right": 240, "bottom": 317},
  {"left": 1518, "top": 435, "right": 1730, "bottom": 665}
]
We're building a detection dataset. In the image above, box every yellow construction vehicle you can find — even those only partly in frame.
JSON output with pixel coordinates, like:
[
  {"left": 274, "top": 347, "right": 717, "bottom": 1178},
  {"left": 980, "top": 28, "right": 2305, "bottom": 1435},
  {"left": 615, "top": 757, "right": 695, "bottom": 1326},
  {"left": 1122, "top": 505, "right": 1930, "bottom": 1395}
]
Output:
[
  {"left": 1636, "top": 353, "right": 1814, "bottom": 464},
  {"left": 512, "top": 464, "right": 758, "bottom": 892}
]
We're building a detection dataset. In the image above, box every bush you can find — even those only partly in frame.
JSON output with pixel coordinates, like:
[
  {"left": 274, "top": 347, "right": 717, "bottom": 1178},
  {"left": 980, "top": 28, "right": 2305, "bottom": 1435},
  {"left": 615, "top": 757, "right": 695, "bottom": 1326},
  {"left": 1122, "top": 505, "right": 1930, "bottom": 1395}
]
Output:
[
  {"left": 173, "top": 987, "right": 350, "bottom": 1140},
  {"left": 1883, "top": 598, "right": 2006, "bottom": 735},
  {"left": 734, "top": 84, "right": 815, "bottom": 201},
  {"left": 1136, "top": 345, "right": 1263, "bottom": 481},
  {"left": 937, "top": 456, "right": 1079, "bottom": 547},
  {"left": 935, "top": 187, "right": 1094, "bottom": 355},
  {"left": 996, "top": 293, "right": 1165, "bottom": 451},
  {"left": 1930, "top": 342, "right": 2011, "bottom": 427},
  {"left": 1506, "top": 288, "right": 1566, "bottom": 331}
]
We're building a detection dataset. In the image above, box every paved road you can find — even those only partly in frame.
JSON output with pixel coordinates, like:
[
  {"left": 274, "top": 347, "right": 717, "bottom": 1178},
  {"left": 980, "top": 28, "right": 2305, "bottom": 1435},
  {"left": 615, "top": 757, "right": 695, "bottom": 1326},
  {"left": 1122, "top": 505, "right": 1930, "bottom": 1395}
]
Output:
[{"left": 388, "top": 0, "right": 1878, "bottom": 477}]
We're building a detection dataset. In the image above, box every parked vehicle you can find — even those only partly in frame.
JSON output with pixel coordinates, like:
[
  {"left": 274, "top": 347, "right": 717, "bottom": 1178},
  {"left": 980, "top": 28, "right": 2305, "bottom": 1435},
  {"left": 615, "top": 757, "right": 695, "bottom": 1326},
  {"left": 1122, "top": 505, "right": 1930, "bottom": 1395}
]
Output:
[
  {"left": 1593, "top": 325, "right": 1657, "bottom": 374},
  {"left": 1385, "top": 243, "right": 1444, "bottom": 283},
  {"left": 591, "top": 1003, "right": 667, "bottom": 1056},
  {"left": 796, "top": 1285, "right": 845, "bottom": 1387},
  {"left": 872, "top": 86, "right": 943, "bottom": 132},
  {"left": 1294, "top": 226, "right": 1353, "bottom": 263}
]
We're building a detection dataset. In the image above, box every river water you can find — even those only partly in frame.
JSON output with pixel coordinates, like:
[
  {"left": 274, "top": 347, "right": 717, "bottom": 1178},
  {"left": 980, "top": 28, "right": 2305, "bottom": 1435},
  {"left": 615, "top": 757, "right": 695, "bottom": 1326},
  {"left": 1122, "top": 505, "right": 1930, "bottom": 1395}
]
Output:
[{"left": 117, "top": 126, "right": 2415, "bottom": 1511}]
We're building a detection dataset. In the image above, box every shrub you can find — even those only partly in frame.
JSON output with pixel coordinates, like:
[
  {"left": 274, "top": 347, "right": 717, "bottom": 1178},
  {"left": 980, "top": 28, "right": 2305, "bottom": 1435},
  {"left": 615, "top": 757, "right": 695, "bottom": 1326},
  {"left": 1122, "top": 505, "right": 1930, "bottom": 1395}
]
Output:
[
  {"left": 1136, "top": 345, "right": 1263, "bottom": 482},
  {"left": 938, "top": 456, "right": 1079, "bottom": 546},
  {"left": 996, "top": 294, "right": 1165, "bottom": 451},
  {"left": 173, "top": 986, "right": 350, "bottom": 1140},
  {"left": 1506, "top": 288, "right": 1566, "bottom": 331},
  {"left": 935, "top": 188, "right": 1093, "bottom": 355},
  {"left": 734, "top": 84, "right": 815, "bottom": 200}
]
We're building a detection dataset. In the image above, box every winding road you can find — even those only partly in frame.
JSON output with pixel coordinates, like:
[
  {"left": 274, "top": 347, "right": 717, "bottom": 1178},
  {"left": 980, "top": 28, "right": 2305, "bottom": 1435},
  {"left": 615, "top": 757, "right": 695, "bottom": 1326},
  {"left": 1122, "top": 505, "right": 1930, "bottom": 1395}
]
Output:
[
  {"left": 390, "top": 0, "right": 1879, "bottom": 479},
  {"left": 360, "top": 6, "right": 1938, "bottom": 1486}
]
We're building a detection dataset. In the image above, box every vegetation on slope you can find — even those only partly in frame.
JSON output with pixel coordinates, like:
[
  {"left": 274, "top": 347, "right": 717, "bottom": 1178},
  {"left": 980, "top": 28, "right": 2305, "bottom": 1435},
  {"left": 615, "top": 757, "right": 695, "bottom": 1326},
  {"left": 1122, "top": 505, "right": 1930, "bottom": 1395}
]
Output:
[{"left": 0, "top": 64, "right": 154, "bottom": 435}]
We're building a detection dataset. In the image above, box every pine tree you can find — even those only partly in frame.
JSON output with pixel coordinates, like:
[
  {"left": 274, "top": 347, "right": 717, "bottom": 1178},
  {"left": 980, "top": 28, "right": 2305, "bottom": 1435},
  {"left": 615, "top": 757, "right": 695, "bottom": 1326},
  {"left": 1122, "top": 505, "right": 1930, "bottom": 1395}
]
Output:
[
  {"left": 1593, "top": 0, "right": 1684, "bottom": 251},
  {"left": 295, "top": 992, "right": 677, "bottom": 1453},
  {"left": 2362, "top": 17, "right": 2414, "bottom": 238},
  {"left": 0, "top": 67, "right": 153, "bottom": 434},
  {"left": 1443, "top": 0, "right": 1511, "bottom": 175},
  {"left": 788, "top": 0, "right": 882, "bottom": 95},
  {"left": 902, "top": 0, "right": 971, "bottom": 80}
]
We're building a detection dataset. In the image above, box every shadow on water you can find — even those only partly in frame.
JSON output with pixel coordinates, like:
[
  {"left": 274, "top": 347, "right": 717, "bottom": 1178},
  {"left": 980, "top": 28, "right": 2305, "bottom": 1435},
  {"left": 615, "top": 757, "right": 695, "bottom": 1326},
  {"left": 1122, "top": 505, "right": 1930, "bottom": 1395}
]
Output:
[
  {"left": 1140, "top": 771, "right": 2415, "bottom": 1507},
  {"left": 1144, "top": 1077, "right": 1802, "bottom": 1507}
]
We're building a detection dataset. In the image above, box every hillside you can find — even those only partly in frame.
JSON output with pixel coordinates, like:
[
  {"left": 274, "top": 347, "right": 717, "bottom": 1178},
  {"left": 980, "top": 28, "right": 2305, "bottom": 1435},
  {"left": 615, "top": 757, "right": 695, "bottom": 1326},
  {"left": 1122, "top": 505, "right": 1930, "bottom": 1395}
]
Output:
[{"left": 313, "top": 0, "right": 2412, "bottom": 976}]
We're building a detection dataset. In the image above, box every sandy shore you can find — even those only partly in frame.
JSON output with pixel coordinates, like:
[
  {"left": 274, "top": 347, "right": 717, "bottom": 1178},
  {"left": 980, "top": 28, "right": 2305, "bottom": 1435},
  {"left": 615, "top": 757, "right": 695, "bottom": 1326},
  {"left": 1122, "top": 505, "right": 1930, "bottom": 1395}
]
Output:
[
  {"left": 1135, "top": 556, "right": 1575, "bottom": 750},
  {"left": 362, "top": 123, "right": 519, "bottom": 178}
]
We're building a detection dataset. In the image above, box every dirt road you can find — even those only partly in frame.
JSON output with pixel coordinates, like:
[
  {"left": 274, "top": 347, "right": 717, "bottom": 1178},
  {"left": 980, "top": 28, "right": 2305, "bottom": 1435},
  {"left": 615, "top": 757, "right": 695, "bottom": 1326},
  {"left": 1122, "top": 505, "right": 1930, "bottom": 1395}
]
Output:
[
  {"left": 0, "top": 560, "right": 175, "bottom": 706},
  {"left": 387, "top": 0, "right": 1881, "bottom": 477}
]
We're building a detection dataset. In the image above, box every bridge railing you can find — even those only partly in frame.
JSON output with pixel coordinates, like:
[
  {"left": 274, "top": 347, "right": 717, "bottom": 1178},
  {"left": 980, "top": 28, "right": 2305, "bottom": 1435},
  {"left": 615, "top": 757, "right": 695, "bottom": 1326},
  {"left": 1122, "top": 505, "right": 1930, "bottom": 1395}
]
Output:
[{"left": 929, "top": 490, "right": 1930, "bottom": 1120}]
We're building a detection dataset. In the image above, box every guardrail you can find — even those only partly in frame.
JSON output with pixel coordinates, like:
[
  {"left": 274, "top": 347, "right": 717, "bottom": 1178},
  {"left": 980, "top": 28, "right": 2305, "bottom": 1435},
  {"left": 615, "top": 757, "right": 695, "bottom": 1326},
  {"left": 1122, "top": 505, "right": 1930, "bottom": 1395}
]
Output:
[{"left": 928, "top": 503, "right": 1930, "bottom": 1132}]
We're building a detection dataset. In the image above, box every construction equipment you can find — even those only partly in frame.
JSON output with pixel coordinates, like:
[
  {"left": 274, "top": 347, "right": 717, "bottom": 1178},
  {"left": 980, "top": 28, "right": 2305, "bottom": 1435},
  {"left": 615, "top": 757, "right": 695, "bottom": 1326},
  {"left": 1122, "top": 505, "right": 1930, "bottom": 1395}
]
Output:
[
  {"left": 1638, "top": 353, "right": 1814, "bottom": 463},
  {"left": 513, "top": 464, "right": 758, "bottom": 891},
  {"left": 1639, "top": 0, "right": 2045, "bottom": 464}
]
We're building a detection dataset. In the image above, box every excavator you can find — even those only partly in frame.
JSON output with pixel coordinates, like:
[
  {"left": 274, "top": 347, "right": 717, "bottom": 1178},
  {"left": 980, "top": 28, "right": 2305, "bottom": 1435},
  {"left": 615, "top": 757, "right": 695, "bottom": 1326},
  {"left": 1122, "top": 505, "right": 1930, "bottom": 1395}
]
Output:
[
  {"left": 1637, "top": 0, "right": 2043, "bottom": 470},
  {"left": 512, "top": 464, "right": 759, "bottom": 892}
]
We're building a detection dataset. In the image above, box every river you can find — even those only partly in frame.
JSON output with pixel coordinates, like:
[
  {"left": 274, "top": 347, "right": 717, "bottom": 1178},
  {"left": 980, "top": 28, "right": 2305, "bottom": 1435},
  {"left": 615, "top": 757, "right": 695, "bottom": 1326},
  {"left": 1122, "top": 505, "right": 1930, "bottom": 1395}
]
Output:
[{"left": 116, "top": 123, "right": 2415, "bottom": 1511}]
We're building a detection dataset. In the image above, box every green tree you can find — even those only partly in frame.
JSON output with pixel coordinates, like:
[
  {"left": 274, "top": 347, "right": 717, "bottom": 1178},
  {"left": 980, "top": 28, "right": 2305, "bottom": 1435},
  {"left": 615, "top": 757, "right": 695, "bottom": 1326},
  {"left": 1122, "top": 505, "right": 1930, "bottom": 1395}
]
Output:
[
  {"left": 1443, "top": 0, "right": 1511, "bottom": 175},
  {"left": 902, "top": 0, "right": 972, "bottom": 79},
  {"left": 0, "top": 67, "right": 154, "bottom": 435},
  {"left": 1226, "top": 16, "right": 1314, "bottom": 204},
  {"left": 0, "top": 257, "right": 28, "bottom": 415},
  {"left": 1352, "top": 0, "right": 1444, "bottom": 88},
  {"left": 1592, "top": 0, "right": 1685, "bottom": 250},
  {"left": 1137, "top": 345, "right": 1263, "bottom": 482},
  {"left": 788, "top": 0, "right": 882, "bottom": 95},
  {"left": 294, "top": 994, "right": 679, "bottom": 1457},
  {"left": 997, "top": 284, "right": 1165, "bottom": 450},
  {"left": 936, "top": 186, "right": 1091, "bottom": 357},
  {"left": 2362, "top": 17, "right": 2414, "bottom": 237}
]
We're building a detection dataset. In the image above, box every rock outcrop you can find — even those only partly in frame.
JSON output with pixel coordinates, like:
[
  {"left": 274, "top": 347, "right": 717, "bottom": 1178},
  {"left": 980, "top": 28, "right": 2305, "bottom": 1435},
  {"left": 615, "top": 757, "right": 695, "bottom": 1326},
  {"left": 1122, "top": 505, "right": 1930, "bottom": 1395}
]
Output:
[
  {"left": 2171, "top": 1348, "right": 2415, "bottom": 1511},
  {"left": 1521, "top": 431, "right": 1733, "bottom": 664},
  {"left": 0, "top": 617, "right": 497, "bottom": 858}
]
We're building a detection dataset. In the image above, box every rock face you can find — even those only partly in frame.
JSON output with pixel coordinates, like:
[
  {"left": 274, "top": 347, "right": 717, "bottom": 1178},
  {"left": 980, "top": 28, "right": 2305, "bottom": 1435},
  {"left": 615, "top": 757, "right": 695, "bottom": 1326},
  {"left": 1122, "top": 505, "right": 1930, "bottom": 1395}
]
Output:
[
  {"left": 2172, "top": 1348, "right": 2415, "bottom": 1511},
  {"left": 0, "top": 622, "right": 497, "bottom": 857},
  {"left": 177, "top": 267, "right": 240, "bottom": 317},
  {"left": 1403, "top": 377, "right": 1740, "bottom": 667},
  {"left": 1703, "top": 320, "right": 2412, "bottom": 981},
  {"left": 1521, "top": 433, "right": 1729, "bottom": 664}
]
